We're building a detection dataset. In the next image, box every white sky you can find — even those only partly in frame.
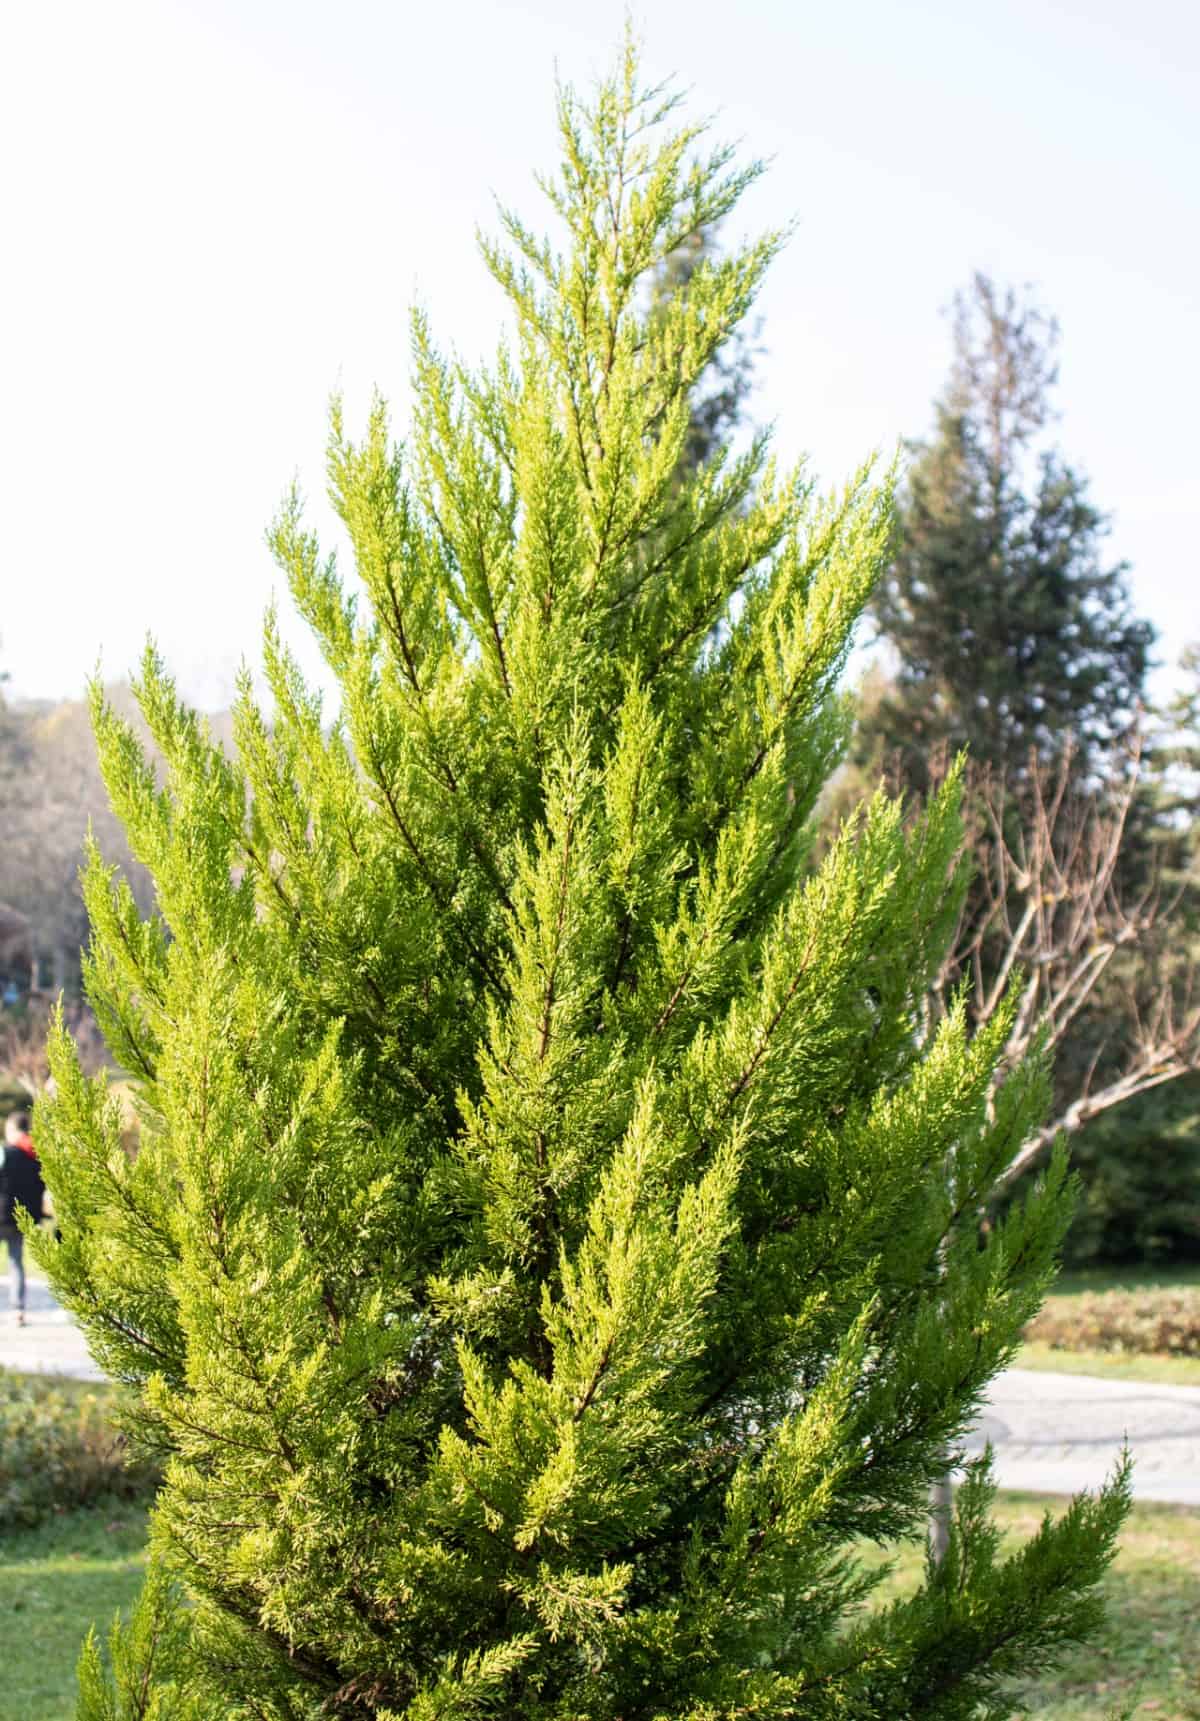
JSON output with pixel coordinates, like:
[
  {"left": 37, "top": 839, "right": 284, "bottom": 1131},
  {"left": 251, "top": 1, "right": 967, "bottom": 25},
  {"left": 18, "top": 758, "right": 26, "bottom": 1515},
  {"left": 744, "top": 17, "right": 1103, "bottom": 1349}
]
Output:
[{"left": 2, "top": 0, "right": 1197, "bottom": 711}]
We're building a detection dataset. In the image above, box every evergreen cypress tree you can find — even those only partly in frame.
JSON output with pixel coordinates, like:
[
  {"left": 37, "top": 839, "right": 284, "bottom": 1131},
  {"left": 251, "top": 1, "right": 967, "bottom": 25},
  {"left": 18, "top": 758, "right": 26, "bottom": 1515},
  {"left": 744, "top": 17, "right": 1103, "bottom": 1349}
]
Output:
[{"left": 34, "top": 43, "right": 1127, "bottom": 1721}]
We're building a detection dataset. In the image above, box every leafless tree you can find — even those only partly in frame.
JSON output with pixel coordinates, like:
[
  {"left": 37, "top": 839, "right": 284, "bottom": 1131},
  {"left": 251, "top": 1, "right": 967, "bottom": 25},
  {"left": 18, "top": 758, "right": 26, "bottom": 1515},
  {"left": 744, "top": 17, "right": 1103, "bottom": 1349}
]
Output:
[
  {"left": 925, "top": 735, "right": 1200, "bottom": 1196},
  {"left": 0, "top": 996, "right": 110, "bottom": 1094}
]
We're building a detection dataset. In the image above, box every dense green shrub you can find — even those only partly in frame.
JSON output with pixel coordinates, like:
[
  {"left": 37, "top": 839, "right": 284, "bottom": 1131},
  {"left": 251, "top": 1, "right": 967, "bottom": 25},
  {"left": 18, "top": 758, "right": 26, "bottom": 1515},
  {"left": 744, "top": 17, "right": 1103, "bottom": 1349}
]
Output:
[
  {"left": 1026, "top": 1287, "right": 1200, "bottom": 1358},
  {"left": 0, "top": 1369, "right": 159, "bottom": 1529}
]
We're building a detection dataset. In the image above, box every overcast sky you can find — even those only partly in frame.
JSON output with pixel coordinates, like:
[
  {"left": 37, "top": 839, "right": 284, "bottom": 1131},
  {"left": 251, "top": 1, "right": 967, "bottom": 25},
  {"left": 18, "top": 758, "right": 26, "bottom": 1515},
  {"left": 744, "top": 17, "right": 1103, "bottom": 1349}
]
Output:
[{"left": 3, "top": 0, "right": 1196, "bottom": 711}]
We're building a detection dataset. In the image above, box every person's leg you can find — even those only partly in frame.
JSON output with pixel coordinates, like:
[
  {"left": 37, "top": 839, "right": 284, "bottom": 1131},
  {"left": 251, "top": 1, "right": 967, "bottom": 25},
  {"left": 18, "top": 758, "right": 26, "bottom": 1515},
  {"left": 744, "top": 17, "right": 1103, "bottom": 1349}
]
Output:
[
  {"left": 12, "top": 1226, "right": 24, "bottom": 1317},
  {"left": 2, "top": 1225, "right": 25, "bottom": 1319}
]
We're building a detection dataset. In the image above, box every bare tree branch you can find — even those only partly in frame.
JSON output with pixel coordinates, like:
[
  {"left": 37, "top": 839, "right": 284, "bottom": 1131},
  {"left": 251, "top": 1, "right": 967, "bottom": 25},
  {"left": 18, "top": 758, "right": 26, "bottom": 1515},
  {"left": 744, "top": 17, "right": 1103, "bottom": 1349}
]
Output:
[{"left": 926, "top": 730, "right": 1200, "bottom": 1195}]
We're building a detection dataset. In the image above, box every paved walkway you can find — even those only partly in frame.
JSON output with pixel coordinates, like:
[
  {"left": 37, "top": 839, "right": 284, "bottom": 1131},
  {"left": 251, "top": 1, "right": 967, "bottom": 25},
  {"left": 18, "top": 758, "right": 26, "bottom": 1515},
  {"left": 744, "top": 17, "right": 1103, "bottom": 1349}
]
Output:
[
  {"left": 1, "top": 1274, "right": 106, "bottom": 1381},
  {"left": 5, "top": 1285, "right": 1199, "bottom": 1505},
  {"left": 970, "top": 1367, "right": 1200, "bottom": 1506}
]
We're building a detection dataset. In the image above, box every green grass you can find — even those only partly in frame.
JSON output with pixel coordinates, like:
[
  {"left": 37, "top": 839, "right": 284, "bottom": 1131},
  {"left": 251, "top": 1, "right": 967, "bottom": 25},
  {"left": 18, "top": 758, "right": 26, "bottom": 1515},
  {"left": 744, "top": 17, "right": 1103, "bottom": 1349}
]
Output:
[
  {"left": 857, "top": 1493, "right": 1200, "bottom": 1719},
  {"left": 0, "top": 1503, "right": 150, "bottom": 1720},
  {"left": 1052, "top": 1264, "right": 1200, "bottom": 1297},
  {"left": 1017, "top": 1340, "right": 1200, "bottom": 1387},
  {"left": 6, "top": 1497, "right": 1198, "bottom": 1720}
]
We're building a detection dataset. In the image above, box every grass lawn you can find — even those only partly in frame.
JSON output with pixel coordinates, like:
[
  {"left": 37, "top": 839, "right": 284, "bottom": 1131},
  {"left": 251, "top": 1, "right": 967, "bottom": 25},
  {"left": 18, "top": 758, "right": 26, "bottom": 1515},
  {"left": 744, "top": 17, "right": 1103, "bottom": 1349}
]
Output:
[
  {"left": 0, "top": 1503, "right": 150, "bottom": 1721},
  {"left": 4, "top": 1497, "right": 1198, "bottom": 1720},
  {"left": 1017, "top": 1340, "right": 1200, "bottom": 1387},
  {"left": 857, "top": 1493, "right": 1200, "bottom": 1719},
  {"left": 1050, "top": 1265, "right": 1200, "bottom": 1297}
]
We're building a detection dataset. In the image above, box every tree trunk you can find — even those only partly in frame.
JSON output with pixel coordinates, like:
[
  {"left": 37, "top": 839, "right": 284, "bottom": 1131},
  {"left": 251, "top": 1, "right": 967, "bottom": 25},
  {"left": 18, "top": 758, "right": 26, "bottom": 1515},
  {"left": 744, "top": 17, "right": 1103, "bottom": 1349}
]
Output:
[{"left": 929, "top": 1471, "right": 954, "bottom": 1566}]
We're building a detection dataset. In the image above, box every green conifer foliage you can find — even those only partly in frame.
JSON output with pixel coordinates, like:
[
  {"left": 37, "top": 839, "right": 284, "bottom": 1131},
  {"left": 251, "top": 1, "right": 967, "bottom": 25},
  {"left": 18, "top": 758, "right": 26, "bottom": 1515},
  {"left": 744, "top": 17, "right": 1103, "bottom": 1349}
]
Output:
[{"left": 37, "top": 43, "right": 1126, "bottom": 1721}]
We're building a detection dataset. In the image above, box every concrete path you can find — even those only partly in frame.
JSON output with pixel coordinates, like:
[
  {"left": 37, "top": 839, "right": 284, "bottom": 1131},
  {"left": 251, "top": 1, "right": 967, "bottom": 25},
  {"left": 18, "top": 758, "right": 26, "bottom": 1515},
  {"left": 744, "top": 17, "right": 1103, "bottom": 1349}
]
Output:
[
  {"left": 970, "top": 1366, "right": 1200, "bottom": 1507},
  {"left": 1, "top": 1274, "right": 105, "bottom": 1381},
  {"left": 5, "top": 1284, "right": 1199, "bottom": 1505}
]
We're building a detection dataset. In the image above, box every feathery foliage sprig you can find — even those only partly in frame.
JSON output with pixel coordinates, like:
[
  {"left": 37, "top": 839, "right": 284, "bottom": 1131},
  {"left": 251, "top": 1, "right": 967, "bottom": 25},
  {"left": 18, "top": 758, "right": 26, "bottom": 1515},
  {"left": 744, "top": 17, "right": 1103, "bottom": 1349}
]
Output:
[{"left": 36, "top": 37, "right": 1127, "bottom": 1721}]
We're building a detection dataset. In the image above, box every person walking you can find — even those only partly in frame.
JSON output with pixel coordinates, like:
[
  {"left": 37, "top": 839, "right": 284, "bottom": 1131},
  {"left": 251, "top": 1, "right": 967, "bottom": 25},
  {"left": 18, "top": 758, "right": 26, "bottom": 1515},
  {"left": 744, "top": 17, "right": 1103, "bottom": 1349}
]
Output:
[{"left": 1, "top": 1108, "right": 44, "bottom": 1327}]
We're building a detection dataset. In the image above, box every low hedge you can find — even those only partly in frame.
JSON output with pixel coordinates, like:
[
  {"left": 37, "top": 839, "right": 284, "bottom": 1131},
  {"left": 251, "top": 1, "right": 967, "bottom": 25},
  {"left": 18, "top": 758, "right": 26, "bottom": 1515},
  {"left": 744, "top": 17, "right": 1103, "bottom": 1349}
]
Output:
[
  {"left": 0, "top": 1369, "right": 160, "bottom": 1530},
  {"left": 1025, "top": 1286, "right": 1200, "bottom": 1359}
]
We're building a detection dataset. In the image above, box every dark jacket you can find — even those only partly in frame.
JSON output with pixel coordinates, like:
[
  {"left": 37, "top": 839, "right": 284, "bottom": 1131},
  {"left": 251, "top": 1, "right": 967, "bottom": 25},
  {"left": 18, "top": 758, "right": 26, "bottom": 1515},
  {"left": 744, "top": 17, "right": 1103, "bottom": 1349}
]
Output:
[{"left": 0, "top": 1141, "right": 44, "bottom": 1227}]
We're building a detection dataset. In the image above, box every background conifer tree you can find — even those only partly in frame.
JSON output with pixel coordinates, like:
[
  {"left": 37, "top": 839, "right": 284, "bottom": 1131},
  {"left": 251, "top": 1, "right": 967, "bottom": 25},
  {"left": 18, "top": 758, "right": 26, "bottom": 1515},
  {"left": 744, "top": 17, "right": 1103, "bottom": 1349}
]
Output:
[
  {"left": 864, "top": 274, "right": 1152, "bottom": 794},
  {"left": 36, "top": 42, "right": 1127, "bottom": 1721}
]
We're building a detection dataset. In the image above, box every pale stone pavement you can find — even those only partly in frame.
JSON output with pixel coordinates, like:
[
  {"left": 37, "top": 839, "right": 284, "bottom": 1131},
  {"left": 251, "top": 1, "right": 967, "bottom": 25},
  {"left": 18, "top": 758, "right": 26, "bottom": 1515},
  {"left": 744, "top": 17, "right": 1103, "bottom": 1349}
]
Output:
[
  {"left": 1, "top": 1272, "right": 106, "bottom": 1382},
  {"left": 968, "top": 1367, "right": 1200, "bottom": 1505},
  {"left": 4, "top": 1279, "right": 1199, "bottom": 1505}
]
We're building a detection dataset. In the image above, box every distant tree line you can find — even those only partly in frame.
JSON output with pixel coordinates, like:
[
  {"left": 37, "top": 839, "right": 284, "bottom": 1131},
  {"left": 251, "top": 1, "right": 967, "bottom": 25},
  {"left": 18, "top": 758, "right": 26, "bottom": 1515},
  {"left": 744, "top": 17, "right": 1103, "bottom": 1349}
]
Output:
[{"left": 0, "top": 683, "right": 157, "bottom": 996}]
